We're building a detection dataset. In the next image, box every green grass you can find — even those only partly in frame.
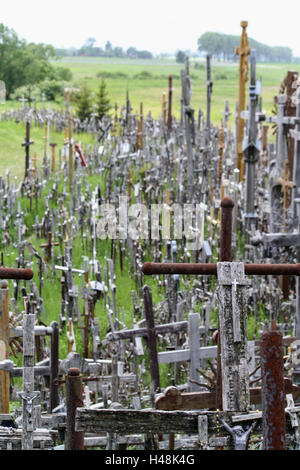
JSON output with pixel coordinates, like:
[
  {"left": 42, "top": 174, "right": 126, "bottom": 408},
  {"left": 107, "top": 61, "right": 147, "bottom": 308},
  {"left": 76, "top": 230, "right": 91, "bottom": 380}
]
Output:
[{"left": 54, "top": 56, "right": 300, "bottom": 125}]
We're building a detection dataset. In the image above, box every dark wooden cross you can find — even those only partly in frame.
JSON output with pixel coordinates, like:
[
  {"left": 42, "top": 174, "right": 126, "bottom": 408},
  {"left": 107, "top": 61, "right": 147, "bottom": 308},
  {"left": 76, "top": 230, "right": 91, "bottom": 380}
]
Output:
[
  {"left": 40, "top": 232, "right": 59, "bottom": 262},
  {"left": 0, "top": 267, "right": 33, "bottom": 413},
  {"left": 50, "top": 143, "right": 57, "bottom": 174},
  {"left": 167, "top": 75, "right": 173, "bottom": 134},
  {"left": 21, "top": 121, "right": 34, "bottom": 180},
  {"left": 142, "top": 196, "right": 300, "bottom": 410}
]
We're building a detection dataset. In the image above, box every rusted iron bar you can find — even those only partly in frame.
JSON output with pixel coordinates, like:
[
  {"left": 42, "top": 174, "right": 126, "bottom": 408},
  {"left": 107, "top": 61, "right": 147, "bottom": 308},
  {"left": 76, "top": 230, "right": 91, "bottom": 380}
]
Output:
[
  {"left": 65, "top": 368, "right": 84, "bottom": 450},
  {"left": 260, "top": 324, "right": 286, "bottom": 450},
  {"left": 0, "top": 267, "right": 33, "bottom": 280},
  {"left": 142, "top": 262, "right": 300, "bottom": 277}
]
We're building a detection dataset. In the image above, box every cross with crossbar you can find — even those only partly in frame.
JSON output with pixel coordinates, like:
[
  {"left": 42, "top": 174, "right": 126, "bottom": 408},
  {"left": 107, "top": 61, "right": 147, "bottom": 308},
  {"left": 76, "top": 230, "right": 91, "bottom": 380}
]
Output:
[
  {"left": 142, "top": 196, "right": 300, "bottom": 410},
  {"left": 21, "top": 121, "right": 34, "bottom": 180}
]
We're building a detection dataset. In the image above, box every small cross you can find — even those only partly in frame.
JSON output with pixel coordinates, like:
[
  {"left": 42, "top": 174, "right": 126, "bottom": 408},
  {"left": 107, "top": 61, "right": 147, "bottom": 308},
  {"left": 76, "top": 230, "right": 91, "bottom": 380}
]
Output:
[
  {"left": 277, "top": 159, "right": 295, "bottom": 222},
  {"left": 40, "top": 232, "right": 59, "bottom": 262},
  {"left": 50, "top": 143, "right": 57, "bottom": 174}
]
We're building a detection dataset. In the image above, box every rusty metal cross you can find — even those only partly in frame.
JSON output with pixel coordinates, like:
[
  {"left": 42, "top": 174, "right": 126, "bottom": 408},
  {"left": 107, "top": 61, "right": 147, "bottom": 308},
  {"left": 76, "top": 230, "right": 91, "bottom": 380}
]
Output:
[{"left": 142, "top": 196, "right": 300, "bottom": 409}]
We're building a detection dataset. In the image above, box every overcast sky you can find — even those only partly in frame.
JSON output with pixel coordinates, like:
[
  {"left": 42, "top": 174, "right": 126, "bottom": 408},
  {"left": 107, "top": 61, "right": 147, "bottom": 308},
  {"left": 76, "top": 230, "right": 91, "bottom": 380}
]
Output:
[{"left": 2, "top": 0, "right": 300, "bottom": 57}]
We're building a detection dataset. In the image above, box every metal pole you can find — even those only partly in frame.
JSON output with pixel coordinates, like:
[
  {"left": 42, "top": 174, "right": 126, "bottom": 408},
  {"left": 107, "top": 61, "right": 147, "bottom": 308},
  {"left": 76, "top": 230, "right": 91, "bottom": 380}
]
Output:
[
  {"left": 260, "top": 324, "right": 286, "bottom": 450},
  {"left": 65, "top": 367, "right": 84, "bottom": 450}
]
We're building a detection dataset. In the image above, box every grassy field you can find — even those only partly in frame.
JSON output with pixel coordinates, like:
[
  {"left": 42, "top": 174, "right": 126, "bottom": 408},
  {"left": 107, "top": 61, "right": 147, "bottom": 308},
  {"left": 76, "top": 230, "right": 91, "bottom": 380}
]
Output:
[
  {"left": 1, "top": 56, "right": 299, "bottom": 180},
  {"left": 56, "top": 56, "right": 300, "bottom": 124}
]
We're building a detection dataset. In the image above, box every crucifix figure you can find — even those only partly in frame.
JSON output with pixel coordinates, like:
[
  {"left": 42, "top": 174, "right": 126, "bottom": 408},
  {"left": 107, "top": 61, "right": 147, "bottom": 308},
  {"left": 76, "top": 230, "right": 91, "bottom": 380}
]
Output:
[
  {"left": 277, "top": 159, "right": 295, "bottom": 224},
  {"left": 220, "top": 418, "right": 257, "bottom": 450}
]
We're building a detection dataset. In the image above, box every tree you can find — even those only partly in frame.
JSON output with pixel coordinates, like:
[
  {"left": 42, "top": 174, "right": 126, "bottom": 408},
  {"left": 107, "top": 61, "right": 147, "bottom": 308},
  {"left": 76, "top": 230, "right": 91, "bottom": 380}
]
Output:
[
  {"left": 176, "top": 50, "right": 185, "bottom": 63},
  {"left": 96, "top": 78, "right": 111, "bottom": 120},
  {"left": 0, "top": 23, "right": 58, "bottom": 98},
  {"left": 74, "top": 83, "right": 93, "bottom": 121},
  {"left": 105, "top": 41, "right": 113, "bottom": 56}
]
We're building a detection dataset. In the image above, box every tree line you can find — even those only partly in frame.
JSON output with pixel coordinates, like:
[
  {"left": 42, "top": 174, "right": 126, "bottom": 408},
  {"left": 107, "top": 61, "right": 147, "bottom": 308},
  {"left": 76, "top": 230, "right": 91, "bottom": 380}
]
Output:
[
  {"left": 197, "top": 32, "right": 295, "bottom": 63},
  {"left": 0, "top": 23, "right": 73, "bottom": 99},
  {"left": 56, "top": 38, "right": 153, "bottom": 60}
]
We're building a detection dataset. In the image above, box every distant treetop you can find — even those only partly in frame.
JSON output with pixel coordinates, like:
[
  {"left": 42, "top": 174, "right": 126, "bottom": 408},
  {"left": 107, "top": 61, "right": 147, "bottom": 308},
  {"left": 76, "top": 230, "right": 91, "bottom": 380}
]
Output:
[
  {"left": 56, "top": 40, "right": 153, "bottom": 59},
  {"left": 197, "top": 31, "right": 294, "bottom": 63}
]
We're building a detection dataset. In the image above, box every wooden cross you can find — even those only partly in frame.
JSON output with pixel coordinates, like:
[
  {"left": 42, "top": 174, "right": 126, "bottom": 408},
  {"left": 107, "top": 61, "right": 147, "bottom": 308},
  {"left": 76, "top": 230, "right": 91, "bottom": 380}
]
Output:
[
  {"left": 167, "top": 75, "right": 173, "bottom": 133},
  {"left": 0, "top": 268, "right": 33, "bottom": 413},
  {"left": 277, "top": 159, "right": 296, "bottom": 223},
  {"left": 161, "top": 92, "right": 166, "bottom": 125},
  {"left": 218, "top": 128, "right": 225, "bottom": 186},
  {"left": 50, "top": 143, "right": 57, "bottom": 174},
  {"left": 136, "top": 103, "right": 143, "bottom": 150},
  {"left": 21, "top": 121, "right": 34, "bottom": 180},
  {"left": 235, "top": 20, "right": 252, "bottom": 181},
  {"left": 40, "top": 232, "right": 59, "bottom": 263},
  {"left": 142, "top": 196, "right": 300, "bottom": 410}
]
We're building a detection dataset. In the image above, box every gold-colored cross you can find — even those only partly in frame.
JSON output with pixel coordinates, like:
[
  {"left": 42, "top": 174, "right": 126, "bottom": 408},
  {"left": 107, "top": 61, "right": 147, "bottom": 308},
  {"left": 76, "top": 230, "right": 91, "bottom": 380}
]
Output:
[{"left": 235, "top": 20, "right": 252, "bottom": 181}]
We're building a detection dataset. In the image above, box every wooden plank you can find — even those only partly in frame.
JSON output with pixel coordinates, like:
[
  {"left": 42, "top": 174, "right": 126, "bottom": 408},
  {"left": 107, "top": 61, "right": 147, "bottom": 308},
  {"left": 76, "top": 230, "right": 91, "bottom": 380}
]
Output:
[
  {"left": 263, "top": 232, "right": 300, "bottom": 247},
  {"left": 76, "top": 409, "right": 200, "bottom": 434},
  {"left": 158, "top": 346, "right": 217, "bottom": 364},
  {"left": 75, "top": 408, "right": 237, "bottom": 434},
  {"left": 155, "top": 379, "right": 300, "bottom": 411},
  {"left": 188, "top": 313, "right": 201, "bottom": 391}
]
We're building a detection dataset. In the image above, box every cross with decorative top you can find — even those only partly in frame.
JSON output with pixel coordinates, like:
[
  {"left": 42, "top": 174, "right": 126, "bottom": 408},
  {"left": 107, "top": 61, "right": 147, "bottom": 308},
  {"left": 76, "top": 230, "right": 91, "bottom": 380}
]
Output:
[{"left": 235, "top": 20, "right": 252, "bottom": 181}]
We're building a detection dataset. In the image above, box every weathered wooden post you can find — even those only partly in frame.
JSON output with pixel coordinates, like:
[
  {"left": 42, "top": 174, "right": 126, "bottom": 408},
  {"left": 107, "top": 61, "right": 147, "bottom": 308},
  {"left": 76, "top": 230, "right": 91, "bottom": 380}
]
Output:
[
  {"left": 260, "top": 322, "right": 286, "bottom": 450},
  {"left": 143, "top": 285, "right": 161, "bottom": 393},
  {"left": 65, "top": 367, "right": 84, "bottom": 450},
  {"left": 243, "top": 52, "right": 260, "bottom": 234},
  {"left": 235, "top": 20, "right": 251, "bottom": 181},
  {"left": 291, "top": 86, "right": 300, "bottom": 220},
  {"left": 50, "top": 321, "right": 59, "bottom": 412},
  {"left": 50, "top": 142, "right": 57, "bottom": 174},
  {"left": 205, "top": 54, "right": 213, "bottom": 144},
  {"left": 19, "top": 311, "right": 40, "bottom": 450},
  {"left": 0, "top": 268, "right": 33, "bottom": 417},
  {"left": 181, "top": 57, "right": 195, "bottom": 203},
  {"left": 0, "top": 281, "right": 10, "bottom": 413},
  {"left": 217, "top": 262, "right": 249, "bottom": 411},
  {"left": 167, "top": 75, "right": 173, "bottom": 133}
]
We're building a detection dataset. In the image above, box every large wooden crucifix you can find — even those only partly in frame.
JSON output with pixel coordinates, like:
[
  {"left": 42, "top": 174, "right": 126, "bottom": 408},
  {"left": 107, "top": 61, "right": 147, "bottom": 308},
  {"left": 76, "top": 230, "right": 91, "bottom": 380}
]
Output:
[
  {"left": 235, "top": 20, "right": 252, "bottom": 182},
  {"left": 142, "top": 197, "right": 300, "bottom": 411},
  {"left": 0, "top": 267, "right": 33, "bottom": 413}
]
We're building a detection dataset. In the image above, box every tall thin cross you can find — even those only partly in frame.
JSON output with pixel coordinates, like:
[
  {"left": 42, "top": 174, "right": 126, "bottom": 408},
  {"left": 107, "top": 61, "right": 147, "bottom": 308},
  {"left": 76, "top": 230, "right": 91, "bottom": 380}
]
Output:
[
  {"left": 277, "top": 159, "right": 296, "bottom": 223},
  {"left": 167, "top": 75, "right": 173, "bottom": 133},
  {"left": 206, "top": 54, "right": 213, "bottom": 137},
  {"left": 22, "top": 121, "right": 34, "bottom": 180},
  {"left": 50, "top": 143, "right": 57, "bottom": 174},
  {"left": 235, "top": 20, "right": 252, "bottom": 181}
]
